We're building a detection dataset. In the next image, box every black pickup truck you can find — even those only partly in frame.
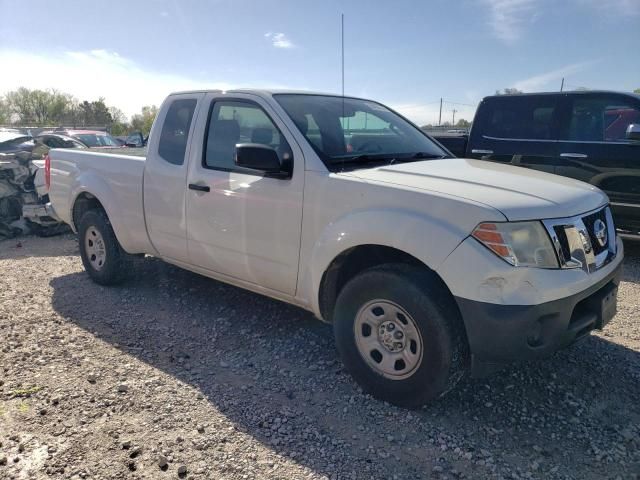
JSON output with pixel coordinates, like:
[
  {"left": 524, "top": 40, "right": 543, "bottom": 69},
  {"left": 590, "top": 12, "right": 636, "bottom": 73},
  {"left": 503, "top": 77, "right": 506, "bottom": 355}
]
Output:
[{"left": 433, "top": 91, "right": 640, "bottom": 238}]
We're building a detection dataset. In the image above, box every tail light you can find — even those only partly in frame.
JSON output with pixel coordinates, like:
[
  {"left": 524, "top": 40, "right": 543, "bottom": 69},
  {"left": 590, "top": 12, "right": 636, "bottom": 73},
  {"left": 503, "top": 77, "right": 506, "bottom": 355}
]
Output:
[{"left": 44, "top": 153, "right": 51, "bottom": 190}]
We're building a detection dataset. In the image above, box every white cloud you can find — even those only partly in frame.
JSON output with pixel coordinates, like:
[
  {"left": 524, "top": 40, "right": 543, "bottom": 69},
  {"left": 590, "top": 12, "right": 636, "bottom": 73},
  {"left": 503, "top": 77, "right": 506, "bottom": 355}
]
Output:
[
  {"left": 0, "top": 48, "right": 267, "bottom": 118},
  {"left": 264, "top": 32, "right": 294, "bottom": 49},
  {"left": 481, "top": 0, "right": 539, "bottom": 43},
  {"left": 513, "top": 60, "right": 598, "bottom": 91}
]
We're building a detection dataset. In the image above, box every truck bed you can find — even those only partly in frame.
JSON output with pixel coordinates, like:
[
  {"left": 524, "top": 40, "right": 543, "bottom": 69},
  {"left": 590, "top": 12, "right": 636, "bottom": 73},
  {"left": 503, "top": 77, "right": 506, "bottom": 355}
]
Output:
[
  {"left": 48, "top": 149, "right": 153, "bottom": 254},
  {"left": 431, "top": 133, "right": 468, "bottom": 158}
]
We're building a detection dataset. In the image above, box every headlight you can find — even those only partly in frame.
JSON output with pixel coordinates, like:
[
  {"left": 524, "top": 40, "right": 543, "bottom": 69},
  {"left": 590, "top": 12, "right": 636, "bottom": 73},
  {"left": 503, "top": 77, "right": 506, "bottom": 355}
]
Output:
[{"left": 472, "top": 221, "right": 559, "bottom": 268}]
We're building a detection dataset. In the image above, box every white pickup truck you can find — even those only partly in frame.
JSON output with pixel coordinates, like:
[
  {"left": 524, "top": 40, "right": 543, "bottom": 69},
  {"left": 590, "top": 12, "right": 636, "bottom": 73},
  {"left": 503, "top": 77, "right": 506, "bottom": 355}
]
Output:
[{"left": 47, "top": 89, "right": 623, "bottom": 407}]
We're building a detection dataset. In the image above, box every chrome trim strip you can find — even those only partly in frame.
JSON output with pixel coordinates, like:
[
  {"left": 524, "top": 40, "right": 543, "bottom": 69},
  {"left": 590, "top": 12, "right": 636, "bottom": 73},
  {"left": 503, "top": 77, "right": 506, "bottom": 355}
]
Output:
[
  {"left": 560, "top": 153, "right": 588, "bottom": 159},
  {"left": 471, "top": 149, "right": 493, "bottom": 154},
  {"left": 483, "top": 135, "right": 558, "bottom": 143},
  {"left": 610, "top": 201, "right": 640, "bottom": 209},
  {"left": 542, "top": 206, "right": 617, "bottom": 273},
  {"left": 619, "top": 232, "right": 640, "bottom": 241},
  {"left": 482, "top": 135, "right": 638, "bottom": 145}
]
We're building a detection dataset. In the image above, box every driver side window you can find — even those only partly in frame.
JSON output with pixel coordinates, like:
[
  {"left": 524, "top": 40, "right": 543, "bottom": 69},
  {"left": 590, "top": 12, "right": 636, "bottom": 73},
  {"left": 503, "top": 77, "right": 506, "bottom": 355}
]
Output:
[{"left": 204, "top": 100, "right": 292, "bottom": 171}]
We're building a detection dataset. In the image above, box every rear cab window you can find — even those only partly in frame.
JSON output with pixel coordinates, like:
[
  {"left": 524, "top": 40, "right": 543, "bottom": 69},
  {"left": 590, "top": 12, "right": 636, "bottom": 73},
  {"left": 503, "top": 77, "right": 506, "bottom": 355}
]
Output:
[{"left": 158, "top": 98, "right": 198, "bottom": 165}]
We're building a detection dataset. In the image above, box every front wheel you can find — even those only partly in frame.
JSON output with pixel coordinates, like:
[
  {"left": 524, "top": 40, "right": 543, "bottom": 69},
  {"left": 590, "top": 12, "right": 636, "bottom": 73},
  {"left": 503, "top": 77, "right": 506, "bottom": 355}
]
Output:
[
  {"left": 78, "top": 209, "right": 133, "bottom": 285},
  {"left": 333, "top": 264, "right": 468, "bottom": 408}
]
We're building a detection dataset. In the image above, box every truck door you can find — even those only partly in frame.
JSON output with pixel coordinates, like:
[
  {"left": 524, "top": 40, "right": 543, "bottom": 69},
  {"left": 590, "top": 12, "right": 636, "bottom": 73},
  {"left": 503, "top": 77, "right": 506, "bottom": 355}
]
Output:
[
  {"left": 468, "top": 95, "right": 561, "bottom": 174},
  {"left": 555, "top": 93, "right": 640, "bottom": 234},
  {"left": 143, "top": 93, "right": 203, "bottom": 262},
  {"left": 185, "top": 93, "right": 304, "bottom": 295}
]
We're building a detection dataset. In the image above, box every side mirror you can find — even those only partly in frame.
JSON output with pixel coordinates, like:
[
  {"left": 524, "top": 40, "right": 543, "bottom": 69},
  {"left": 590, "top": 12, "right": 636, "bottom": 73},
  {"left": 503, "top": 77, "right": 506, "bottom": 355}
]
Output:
[
  {"left": 626, "top": 124, "right": 640, "bottom": 141},
  {"left": 235, "top": 143, "right": 289, "bottom": 177}
]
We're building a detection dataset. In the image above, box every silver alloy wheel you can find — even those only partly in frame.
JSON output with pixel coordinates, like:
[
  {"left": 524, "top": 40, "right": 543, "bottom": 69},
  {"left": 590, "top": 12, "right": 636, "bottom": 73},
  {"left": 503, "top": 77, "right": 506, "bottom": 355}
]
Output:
[
  {"left": 354, "top": 300, "right": 424, "bottom": 380},
  {"left": 85, "top": 226, "right": 106, "bottom": 271}
]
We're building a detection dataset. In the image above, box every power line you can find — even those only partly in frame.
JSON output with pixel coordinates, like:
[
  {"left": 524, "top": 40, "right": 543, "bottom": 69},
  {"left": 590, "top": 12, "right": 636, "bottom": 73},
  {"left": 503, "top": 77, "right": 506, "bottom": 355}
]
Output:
[{"left": 417, "top": 99, "right": 478, "bottom": 109}]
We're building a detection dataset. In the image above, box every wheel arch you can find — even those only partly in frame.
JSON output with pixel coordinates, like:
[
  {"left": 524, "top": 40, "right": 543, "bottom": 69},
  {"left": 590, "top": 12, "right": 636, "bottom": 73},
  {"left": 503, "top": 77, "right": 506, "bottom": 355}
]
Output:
[
  {"left": 317, "top": 244, "right": 458, "bottom": 324},
  {"left": 72, "top": 191, "right": 105, "bottom": 230},
  {"left": 303, "top": 208, "right": 469, "bottom": 322},
  {"left": 69, "top": 186, "right": 133, "bottom": 253}
]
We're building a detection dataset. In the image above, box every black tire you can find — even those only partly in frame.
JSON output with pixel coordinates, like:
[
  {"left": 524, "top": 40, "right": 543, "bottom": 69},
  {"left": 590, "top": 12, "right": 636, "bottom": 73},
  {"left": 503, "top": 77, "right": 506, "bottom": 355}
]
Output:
[
  {"left": 78, "top": 209, "right": 133, "bottom": 285},
  {"left": 333, "top": 264, "right": 468, "bottom": 408}
]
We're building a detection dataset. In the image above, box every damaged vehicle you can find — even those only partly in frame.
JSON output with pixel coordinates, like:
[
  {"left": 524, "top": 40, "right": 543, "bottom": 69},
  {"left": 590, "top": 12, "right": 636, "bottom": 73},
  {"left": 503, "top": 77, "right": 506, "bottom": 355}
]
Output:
[
  {"left": 48, "top": 90, "right": 623, "bottom": 407},
  {"left": 0, "top": 129, "right": 68, "bottom": 239}
]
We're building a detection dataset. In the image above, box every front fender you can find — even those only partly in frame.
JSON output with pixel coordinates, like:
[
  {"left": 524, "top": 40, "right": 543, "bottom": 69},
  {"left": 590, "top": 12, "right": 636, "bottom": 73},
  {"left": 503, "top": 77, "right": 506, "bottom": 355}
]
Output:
[
  {"left": 68, "top": 171, "right": 134, "bottom": 252},
  {"left": 302, "top": 208, "right": 473, "bottom": 318}
]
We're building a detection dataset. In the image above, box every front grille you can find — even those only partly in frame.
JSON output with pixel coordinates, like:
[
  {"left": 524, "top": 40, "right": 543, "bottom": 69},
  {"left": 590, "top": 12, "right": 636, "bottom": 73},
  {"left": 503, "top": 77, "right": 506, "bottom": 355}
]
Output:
[
  {"left": 552, "top": 225, "right": 571, "bottom": 264},
  {"left": 582, "top": 208, "right": 608, "bottom": 255},
  {"left": 543, "top": 206, "right": 617, "bottom": 273}
]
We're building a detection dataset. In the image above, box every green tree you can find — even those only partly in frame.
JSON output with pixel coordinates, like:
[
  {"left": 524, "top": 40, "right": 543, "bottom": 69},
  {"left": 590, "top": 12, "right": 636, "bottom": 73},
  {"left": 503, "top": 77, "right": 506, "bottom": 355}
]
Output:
[
  {"left": 78, "top": 97, "right": 112, "bottom": 127},
  {"left": 0, "top": 96, "right": 10, "bottom": 124},
  {"left": 4, "top": 87, "right": 73, "bottom": 125},
  {"left": 130, "top": 105, "right": 158, "bottom": 136},
  {"left": 108, "top": 107, "right": 128, "bottom": 135},
  {"left": 495, "top": 88, "right": 523, "bottom": 95},
  {"left": 635, "top": 88, "right": 640, "bottom": 94},
  {"left": 456, "top": 118, "right": 471, "bottom": 128}
]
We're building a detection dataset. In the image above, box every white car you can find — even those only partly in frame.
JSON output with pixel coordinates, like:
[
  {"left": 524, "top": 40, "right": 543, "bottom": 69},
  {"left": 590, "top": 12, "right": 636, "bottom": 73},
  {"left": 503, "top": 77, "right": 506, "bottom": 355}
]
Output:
[{"left": 47, "top": 90, "right": 623, "bottom": 407}]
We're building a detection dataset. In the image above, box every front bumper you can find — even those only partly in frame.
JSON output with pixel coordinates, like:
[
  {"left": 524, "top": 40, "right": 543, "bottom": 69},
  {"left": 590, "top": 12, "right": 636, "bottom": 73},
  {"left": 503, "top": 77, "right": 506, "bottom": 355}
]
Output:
[{"left": 456, "top": 259, "right": 623, "bottom": 377}]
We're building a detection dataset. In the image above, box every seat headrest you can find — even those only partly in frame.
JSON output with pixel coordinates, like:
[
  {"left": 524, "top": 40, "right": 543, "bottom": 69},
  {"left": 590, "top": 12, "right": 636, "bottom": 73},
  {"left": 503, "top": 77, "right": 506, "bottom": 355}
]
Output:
[
  {"left": 212, "top": 119, "right": 240, "bottom": 141},
  {"left": 251, "top": 127, "right": 273, "bottom": 144}
]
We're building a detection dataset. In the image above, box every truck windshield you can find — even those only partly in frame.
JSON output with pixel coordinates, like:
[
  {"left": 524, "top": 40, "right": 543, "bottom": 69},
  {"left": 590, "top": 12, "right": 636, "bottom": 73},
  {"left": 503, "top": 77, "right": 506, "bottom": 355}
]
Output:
[{"left": 274, "top": 94, "right": 449, "bottom": 170}]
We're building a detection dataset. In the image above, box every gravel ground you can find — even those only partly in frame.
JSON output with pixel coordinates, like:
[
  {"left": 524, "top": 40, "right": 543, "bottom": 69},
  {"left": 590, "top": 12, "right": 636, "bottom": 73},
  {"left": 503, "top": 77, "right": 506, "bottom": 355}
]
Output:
[{"left": 1, "top": 234, "right": 639, "bottom": 480}]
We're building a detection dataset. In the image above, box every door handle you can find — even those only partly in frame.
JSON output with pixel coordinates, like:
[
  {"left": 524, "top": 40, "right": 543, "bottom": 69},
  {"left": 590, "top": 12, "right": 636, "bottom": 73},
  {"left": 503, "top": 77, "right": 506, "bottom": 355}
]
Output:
[
  {"left": 560, "top": 153, "right": 588, "bottom": 159},
  {"left": 471, "top": 149, "right": 493, "bottom": 155},
  {"left": 188, "top": 183, "right": 210, "bottom": 192}
]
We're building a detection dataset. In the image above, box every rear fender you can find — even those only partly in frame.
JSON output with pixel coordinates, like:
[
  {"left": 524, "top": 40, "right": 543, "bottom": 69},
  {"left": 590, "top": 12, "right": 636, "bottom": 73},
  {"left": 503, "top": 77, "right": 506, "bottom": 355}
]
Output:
[{"left": 68, "top": 171, "right": 134, "bottom": 252}]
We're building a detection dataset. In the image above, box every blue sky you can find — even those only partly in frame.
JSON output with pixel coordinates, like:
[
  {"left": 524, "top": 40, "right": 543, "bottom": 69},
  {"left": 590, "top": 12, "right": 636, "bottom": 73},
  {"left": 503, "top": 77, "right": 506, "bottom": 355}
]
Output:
[{"left": 0, "top": 0, "right": 638, "bottom": 124}]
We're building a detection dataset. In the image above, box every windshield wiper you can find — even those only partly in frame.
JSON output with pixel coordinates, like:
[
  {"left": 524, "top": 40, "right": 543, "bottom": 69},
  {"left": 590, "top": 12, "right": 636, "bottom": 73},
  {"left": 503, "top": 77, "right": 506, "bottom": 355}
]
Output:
[
  {"left": 407, "top": 152, "right": 447, "bottom": 160},
  {"left": 332, "top": 154, "right": 398, "bottom": 168},
  {"left": 332, "top": 152, "right": 447, "bottom": 171}
]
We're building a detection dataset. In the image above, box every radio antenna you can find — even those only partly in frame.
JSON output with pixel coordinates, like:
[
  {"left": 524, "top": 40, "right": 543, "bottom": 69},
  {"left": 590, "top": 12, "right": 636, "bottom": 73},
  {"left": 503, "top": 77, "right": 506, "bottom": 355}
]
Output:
[
  {"left": 341, "top": 13, "right": 346, "bottom": 171},
  {"left": 341, "top": 13, "right": 345, "bottom": 98}
]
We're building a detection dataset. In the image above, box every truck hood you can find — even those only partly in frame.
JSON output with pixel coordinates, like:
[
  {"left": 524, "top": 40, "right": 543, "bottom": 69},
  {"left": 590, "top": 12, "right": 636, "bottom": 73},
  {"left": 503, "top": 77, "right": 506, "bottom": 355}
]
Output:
[{"left": 342, "top": 158, "right": 608, "bottom": 221}]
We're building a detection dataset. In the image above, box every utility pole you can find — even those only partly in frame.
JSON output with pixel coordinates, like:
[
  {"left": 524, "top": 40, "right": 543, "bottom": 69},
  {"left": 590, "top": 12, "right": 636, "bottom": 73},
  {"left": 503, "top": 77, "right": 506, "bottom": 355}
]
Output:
[
  {"left": 438, "top": 98, "right": 443, "bottom": 126},
  {"left": 452, "top": 109, "right": 457, "bottom": 125},
  {"left": 560, "top": 78, "right": 564, "bottom": 92}
]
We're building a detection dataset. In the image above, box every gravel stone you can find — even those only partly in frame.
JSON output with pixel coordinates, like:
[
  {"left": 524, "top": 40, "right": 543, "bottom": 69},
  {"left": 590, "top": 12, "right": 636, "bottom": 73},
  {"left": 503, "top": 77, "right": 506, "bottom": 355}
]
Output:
[
  {"left": 158, "top": 455, "right": 169, "bottom": 470},
  {"left": 1, "top": 234, "right": 639, "bottom": 480}
]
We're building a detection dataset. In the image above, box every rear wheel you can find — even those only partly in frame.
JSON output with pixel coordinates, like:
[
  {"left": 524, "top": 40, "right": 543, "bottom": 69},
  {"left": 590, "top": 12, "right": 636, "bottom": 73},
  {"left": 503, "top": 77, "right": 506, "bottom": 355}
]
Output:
[
  {"left": 333, "top": 264, "right": 468, "bottom": 408},
  {"left": 78, "top": 209, "right": 133, "bottom": 285}
]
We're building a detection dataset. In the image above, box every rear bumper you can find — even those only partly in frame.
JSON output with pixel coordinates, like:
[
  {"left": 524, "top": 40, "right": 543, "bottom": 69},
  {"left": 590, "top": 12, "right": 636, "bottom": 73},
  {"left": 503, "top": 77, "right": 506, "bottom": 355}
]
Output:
[
  {"left": 456, "top": 260, "right": 623, "bottom": 377},
  {"left": 21, "top": 202, "right": 61, "bottom": 225}
]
